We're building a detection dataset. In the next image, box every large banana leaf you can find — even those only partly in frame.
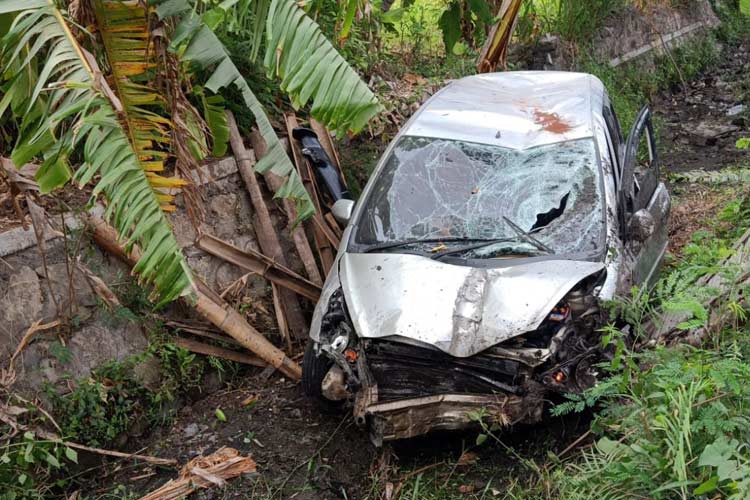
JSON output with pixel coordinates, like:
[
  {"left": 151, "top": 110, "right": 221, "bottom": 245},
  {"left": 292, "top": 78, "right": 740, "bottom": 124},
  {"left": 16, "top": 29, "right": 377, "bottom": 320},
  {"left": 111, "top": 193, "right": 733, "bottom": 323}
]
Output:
[
  {"left": 155, "top": 0, "right": 382, "bottom": 221},
  {"left": 94, "top": 0, "right": 187, "bottom": 211},
  {"left": 92, "top": 0, "right": 187, "bottom": 212},
  {"left": 0, "top": 2, "right": 193, "bottom": 303},
  {"left": 264, "top": 0, "right": 383, "bottom": 135},
  {"left": 159, "top": 3, "right": 315, "bottom": 220}
]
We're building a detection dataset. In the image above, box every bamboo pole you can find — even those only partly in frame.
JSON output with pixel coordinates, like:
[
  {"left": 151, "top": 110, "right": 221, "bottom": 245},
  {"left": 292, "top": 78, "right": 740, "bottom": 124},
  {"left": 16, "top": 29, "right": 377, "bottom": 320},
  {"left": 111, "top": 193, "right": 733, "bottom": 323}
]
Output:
[
  {"left": 84, "top": 213, "right": 302, "bottom": 380},
  {"left": 225, "top": 111, "right": 308, "bottom": 340},
  {"left": 250, "top": 130, "right": 323, "bottom": 286}
]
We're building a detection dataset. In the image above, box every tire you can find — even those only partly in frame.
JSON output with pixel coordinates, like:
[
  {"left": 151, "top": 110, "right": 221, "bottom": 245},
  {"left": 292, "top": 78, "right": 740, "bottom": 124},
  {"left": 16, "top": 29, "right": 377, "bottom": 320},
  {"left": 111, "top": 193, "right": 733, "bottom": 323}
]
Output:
[
  {"left": 302, "top": 340, "right": 344, "bottom": 412},
  {"left": 302, "top": 340, "right": 329, "bottom": 397}
]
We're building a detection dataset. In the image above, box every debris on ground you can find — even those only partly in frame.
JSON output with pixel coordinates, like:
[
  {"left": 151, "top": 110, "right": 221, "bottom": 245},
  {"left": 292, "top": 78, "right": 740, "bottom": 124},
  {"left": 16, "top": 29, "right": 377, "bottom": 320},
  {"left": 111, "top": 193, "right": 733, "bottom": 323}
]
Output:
[{"left": 138, "top": 447, "right": 256, "bottom": 500}]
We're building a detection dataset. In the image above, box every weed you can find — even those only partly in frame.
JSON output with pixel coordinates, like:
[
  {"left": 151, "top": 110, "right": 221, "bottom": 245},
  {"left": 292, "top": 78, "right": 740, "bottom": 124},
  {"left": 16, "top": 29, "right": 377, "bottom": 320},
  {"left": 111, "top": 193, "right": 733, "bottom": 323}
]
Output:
[{"left": 0, "top": 406, "right": 79, "bottom": 500}]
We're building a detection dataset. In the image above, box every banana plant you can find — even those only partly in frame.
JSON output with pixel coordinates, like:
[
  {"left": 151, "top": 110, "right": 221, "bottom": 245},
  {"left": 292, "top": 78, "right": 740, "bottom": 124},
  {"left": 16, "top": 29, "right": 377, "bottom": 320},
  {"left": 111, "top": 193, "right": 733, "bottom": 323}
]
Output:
[{"left": 0, "top": 0, "right": 382, "bottom": 303}]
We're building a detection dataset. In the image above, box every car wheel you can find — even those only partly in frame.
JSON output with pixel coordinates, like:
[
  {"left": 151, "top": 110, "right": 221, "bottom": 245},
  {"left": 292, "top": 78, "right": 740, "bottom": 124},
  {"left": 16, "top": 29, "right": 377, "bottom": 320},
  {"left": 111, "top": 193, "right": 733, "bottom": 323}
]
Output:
[{"left": 302, "top": 340, "right": 344, "bottom": 412}]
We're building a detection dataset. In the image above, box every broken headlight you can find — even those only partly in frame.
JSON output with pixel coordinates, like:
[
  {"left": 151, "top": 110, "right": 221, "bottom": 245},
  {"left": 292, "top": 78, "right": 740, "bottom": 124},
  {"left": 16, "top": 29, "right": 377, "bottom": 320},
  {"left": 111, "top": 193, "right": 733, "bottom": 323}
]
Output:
[{"left": 320, "top": 287, "right": 353, "bottom": 353}]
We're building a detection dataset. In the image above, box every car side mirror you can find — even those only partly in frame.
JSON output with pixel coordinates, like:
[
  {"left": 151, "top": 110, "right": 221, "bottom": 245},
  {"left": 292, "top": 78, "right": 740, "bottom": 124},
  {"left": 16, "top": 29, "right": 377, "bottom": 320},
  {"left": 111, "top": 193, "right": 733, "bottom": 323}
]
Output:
[
  {"left": 331, "top": 199, "right": 355, "bottom": 225},
  {"left": 628, "top": 209, "right": 655, "bottom": 243}
]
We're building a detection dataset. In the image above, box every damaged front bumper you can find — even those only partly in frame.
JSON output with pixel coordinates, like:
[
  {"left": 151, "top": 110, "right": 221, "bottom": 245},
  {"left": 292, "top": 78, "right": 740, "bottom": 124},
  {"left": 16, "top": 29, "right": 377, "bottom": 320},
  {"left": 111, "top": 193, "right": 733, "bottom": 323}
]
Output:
[
  {"left": 337, "top": 339, "right": 562, "bottom": 445},
  {"left": 365, "top": 393, "right": 544, "bottom": 445}
]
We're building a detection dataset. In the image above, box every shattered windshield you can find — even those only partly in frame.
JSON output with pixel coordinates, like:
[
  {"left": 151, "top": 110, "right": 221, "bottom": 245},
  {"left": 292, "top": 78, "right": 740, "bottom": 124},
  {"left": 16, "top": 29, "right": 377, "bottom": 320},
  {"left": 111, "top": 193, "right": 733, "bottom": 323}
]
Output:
[{"left": 353, "top": 136, "right": 604, "bottom": 256}]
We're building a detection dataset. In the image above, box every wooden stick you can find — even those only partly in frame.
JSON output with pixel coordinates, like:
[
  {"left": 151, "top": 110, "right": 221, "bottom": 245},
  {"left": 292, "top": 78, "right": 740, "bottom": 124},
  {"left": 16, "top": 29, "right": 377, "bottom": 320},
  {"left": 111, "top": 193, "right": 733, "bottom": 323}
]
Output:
[
  {"left": 226, "top": 112, "right": 308, "bottom": 340},
  {"left": 173, "top": 337, "right": 266, "bottom": 367},
  {"left": 252, "top": 131, "right": 323, "bottom": 286},
  {"left": 84, "top": 213, "right": 302, "bottom": 380},
  {"left": 272, "top": 283, "right": 292, "bottom": 352},
  {"left": 193, "top": 292, "right": 301, "bottom": 379},
  {"left": 66, "top": 441, "right": 177, "bottom": 466},
  {"left": 196, "top": 233, "right": 321, "bottom": 302}
]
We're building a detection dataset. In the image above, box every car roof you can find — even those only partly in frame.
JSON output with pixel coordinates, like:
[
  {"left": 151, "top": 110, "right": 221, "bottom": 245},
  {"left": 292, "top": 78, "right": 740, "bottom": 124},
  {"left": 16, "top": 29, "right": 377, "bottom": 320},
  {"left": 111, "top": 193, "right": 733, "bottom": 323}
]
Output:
[{"left": 401, "top": 71, "right": 606, "bottom": 150}]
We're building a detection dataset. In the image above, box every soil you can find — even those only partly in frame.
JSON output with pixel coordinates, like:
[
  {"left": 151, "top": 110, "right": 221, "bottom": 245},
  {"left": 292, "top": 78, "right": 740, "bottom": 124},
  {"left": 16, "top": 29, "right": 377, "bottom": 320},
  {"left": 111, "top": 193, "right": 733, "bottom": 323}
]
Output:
[{"left": 84, "top": 34, "right": 750, "bottom": 500}]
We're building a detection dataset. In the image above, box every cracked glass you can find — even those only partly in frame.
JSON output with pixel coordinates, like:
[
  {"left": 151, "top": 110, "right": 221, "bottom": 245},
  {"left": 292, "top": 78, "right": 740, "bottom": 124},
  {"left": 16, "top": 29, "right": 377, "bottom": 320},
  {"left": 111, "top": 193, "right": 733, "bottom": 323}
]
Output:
[{"left": 354, "top": 136, "right": 604, "bottom": 256}]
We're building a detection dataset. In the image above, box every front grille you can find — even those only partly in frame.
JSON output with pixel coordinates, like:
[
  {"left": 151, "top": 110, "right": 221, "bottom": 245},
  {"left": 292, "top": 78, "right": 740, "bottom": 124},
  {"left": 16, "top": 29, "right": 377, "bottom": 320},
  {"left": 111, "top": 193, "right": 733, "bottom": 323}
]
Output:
[{"left": 365, "top": 341, "right": 525, "bottom": 402}]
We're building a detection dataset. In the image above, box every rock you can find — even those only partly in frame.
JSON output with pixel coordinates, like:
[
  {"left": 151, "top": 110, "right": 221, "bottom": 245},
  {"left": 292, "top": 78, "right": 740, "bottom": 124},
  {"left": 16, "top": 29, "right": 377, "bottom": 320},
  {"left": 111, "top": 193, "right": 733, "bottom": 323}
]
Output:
[
  {"left": 133, "top": 355, "right": 163, "bottom": 391},
  {"left": 0, "top": 266, "right": 43, "bottom": 358},
  {"left": 727, "top": 104, "right": 745, "bottom": 116},
  {"left": 34, "top": 263, "right": 96, "bottom": 321},
  {"left": 687, "top": 121, "right": 739, "bottom": 146},
  {"left": 16, "top": 311, "right": 148, "bottom": 394},
  {"left": 183, "top": 423, "right": 200, "bottom": 439}
]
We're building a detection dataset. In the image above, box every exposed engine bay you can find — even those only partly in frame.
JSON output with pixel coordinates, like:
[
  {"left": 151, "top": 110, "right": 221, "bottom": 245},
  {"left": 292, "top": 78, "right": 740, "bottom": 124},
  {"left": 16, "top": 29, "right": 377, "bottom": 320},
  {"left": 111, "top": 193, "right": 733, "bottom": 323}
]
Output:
[{"left": 311, "top": 273, "right": 616, "bottom": 445}]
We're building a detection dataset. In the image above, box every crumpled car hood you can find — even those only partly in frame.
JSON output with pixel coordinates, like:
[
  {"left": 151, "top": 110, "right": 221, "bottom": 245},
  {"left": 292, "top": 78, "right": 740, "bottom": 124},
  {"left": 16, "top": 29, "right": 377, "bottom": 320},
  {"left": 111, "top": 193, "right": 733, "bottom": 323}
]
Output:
[{"left": 340, "top": 253, "right": 605, "bottom": 357}]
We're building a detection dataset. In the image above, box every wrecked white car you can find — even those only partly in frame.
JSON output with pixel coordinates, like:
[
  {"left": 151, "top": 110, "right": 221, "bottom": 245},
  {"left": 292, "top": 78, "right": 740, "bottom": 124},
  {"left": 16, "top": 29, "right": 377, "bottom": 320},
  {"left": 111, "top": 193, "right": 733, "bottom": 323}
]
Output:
[{"left": 303, "top": 71, "right": 670, "bottom": 444}]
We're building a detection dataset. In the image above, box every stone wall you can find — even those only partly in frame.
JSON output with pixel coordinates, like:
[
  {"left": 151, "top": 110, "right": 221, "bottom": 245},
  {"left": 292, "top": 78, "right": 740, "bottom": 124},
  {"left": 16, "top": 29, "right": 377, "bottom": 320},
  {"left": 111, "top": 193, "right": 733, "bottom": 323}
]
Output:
[{"left": 0, "top": 156, "right": 296, "bottom": 397}]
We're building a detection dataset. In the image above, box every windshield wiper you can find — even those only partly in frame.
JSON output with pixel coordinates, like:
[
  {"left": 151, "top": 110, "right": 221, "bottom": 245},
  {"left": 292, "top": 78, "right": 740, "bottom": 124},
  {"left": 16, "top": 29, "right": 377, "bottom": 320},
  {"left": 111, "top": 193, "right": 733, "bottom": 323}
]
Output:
[
  {"left": 362, "top": 237, "right": 489, "bottom": 253},
  {"left": 502, "top": 216, "right": 554, "bottom": 255},
  {"left": 430, "top": 237, "right": 515, "bottom": 260}
]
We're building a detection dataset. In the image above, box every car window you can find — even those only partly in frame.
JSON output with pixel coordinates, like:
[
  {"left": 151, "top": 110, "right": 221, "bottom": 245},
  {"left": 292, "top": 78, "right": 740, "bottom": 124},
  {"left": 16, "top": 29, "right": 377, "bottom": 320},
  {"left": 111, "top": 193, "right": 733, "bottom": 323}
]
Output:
[
  {"left": 353, "top": 136, "right": 605, "bottom": 256},
  {"left": 603, "top": 103, "right": 622, "bottom": 184}
]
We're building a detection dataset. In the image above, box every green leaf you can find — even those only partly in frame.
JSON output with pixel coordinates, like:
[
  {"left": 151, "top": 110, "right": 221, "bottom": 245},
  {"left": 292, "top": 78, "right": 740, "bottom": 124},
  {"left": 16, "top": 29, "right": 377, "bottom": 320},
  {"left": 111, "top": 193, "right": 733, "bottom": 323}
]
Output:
[
  {"left": 173, "top": 15, "right": 315, "bottom": 222},
  {"left": 17, "top": 473, "right": 27, "bottom": 485},
  {"left": 741, "top": 0, "right": 750, "bottom": 16},
  {"left": 467, "top": 0, "right": 493, "bottom": 24},
  {"left": 45, "top": 452, "right": 61, "bottom": 468},
  {"left": 200, "top": 91, "right": 229, "bottom": 157},
  {"left": 0, "top": 1, "right": 49, "bottom": 14},
  {"left": 438, "top": 2, "right": 461, "bottom": 54},
  {"left": 338, "top": 0, "right": 358, "bottom": 42},
  {"left": 1, "top": 3, "right": 194, "bottom": 303},
  {"left": 475, "top": 433, "right": 487, "bottom": 446},
  {"left": 264, "top": 0, "right": 382, "bottom": 134},
  {"left": 64, "top": 447, "right": 78, "bottom": 464},
  {"left": 694, "top": 476, "right": 719, "bottom": 495},
  {"left": 215, "top": 408, "right": 227, "bottom": 422}
]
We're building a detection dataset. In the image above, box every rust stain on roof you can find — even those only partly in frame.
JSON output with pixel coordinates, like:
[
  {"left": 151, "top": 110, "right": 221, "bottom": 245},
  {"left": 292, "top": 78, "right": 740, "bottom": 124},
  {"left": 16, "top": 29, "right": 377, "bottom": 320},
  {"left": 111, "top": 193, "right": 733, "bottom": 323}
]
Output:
[{"left": 533, "top": 110, "right": 572, "bottom": 134}]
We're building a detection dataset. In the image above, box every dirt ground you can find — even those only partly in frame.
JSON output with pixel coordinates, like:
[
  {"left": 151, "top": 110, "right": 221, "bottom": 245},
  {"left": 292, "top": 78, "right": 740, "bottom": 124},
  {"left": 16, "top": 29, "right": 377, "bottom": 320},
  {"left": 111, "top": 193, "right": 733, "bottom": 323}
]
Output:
[{"left": 80, "top": 37, "right": 750, "bottom": 500}]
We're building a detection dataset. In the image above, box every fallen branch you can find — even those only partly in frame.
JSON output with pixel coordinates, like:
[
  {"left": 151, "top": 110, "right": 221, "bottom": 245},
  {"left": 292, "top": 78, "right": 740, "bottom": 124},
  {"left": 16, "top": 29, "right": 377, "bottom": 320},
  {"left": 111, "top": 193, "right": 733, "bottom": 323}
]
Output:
[
  {"left": 65, "top": 441, "right": 177, "bottom": 466},
  {"left": 84, "top": 213, "right": 302, "bottom": 380},
  {"left": 196, "top": 233, "right": 322, "bottom": 302},
  {"left": 173, "top": 337, "right": 266, "bottom": 367},
  {"left": 139, "top": 447, "right": 256, "bottom": 500}
]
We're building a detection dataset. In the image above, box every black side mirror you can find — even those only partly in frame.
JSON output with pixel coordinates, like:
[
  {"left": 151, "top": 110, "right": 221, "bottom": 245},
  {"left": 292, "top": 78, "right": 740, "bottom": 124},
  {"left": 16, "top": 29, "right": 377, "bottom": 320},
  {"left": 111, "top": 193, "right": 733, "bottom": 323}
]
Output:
[{"left": 292, "top": 128, "right": 350, "bottom": 201}]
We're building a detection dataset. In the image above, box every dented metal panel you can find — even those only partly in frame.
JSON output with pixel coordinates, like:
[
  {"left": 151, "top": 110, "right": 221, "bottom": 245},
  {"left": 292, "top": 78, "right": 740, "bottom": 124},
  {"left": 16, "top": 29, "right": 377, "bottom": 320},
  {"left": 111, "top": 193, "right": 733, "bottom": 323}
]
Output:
[
  {"left": 403, "top": 72, "right": 603, "bottom": 150},
  {"left": 340, "top": 253, "right": 605, "bottom": 357}
]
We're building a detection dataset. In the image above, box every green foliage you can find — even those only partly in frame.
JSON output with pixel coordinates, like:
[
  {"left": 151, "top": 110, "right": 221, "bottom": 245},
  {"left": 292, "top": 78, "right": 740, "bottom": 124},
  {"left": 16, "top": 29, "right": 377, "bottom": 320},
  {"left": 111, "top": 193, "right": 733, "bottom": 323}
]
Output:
[
  {"left": 541, "top": 196, "right": 750, "bottom": 499},
  {"left": 48, "top": 361, "right": 151, "bottom": 448},
  {"left": 555, "top": 0, "right": 627, "bottom": 43},
  {"left": 554, "top": 343, "right": 750, "bottom": 499},
  {"left": 0, "top": 3, "right": 194, "bottom": 304},
  {"left": 0, "top": 423, "right": 78, "bottom": 500}
]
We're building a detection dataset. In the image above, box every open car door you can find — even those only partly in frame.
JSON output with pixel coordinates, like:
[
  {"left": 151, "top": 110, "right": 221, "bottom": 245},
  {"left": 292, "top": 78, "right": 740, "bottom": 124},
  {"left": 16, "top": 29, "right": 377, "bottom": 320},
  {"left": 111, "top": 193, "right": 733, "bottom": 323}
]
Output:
[{"left": 619, "top": 106, "right": 670, "bottom": 288}]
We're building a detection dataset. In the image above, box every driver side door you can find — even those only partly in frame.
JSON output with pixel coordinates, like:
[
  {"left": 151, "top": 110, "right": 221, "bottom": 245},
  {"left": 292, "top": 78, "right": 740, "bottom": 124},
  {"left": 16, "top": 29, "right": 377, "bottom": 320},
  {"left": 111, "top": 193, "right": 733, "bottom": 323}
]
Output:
[{"left": 619, "top": 106, "right": 670, "bottom": 288}]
